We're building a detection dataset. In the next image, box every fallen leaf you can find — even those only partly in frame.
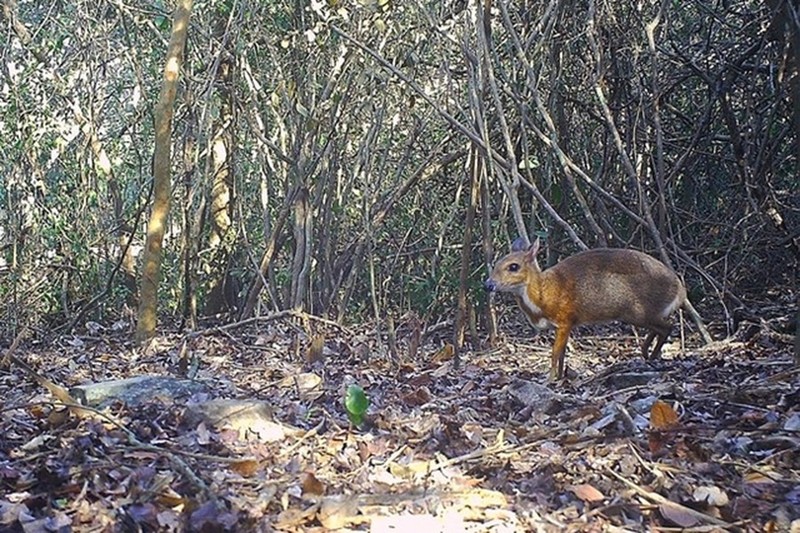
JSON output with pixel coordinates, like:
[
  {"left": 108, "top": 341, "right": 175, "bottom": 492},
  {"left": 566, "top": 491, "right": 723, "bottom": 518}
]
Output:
[
  {"left": 659, "top": 502, "right": 700, "bottom": 527},
  {"left": 27, "top": 405, "right": 47, "bottom": 419},
  {"left": 302, "top": 471, "right": 325, "bottom": 496},
  {"left": 388, "top": 460, "right": 431, "bottom": 479},
  {"left": 460, "top": 380, "right": 476, "bottom": 394},
  {"left": 460, "top": 488, "right": 508, "bottom": 507},
  {"left": 20, "top": 435, "right": 51, "bottom": 452},
  {"left": 461, "top": 422, "right": 483, "bottom": 445},
  {"left": 694, "top": 485, "right": 730, "bottom": 507},
  {"left": 305, "top": 333, "right": 325, "bottom": 364},
  {"left": 402, "top": 386, "right": 431, "bottom": 406},
  {"left": 275, "top": 505, "right": 319, "bottom": 529},
  {"left": 742, "top": 470, "right": 779, "bottom": 498},
  {"left": 0, "top": 500, "right": 27, "bottom": 525},
  {"left": 570, "top": 483, "right": 605, "bottom": 503},
  {"left": 47, "top": 408, "right": 70, "bottom": 427},
  {"left": 648, "top": 431, "right": 668, "bottom": 454},
  {"left": 279, "top": 372, "right": 323, "bottom": 401},
  {"left": 230, "top": 459, "right": 260, "bottom": 478},
  {"left": 127, "top": 503, "right": 158, "bottom": 525},
  {"left": 783, "top": 413, "right": 800, "bottom": 431},
  {"left": 317, "top": 496, "right": 358, "bottom": 530},
  {"left": 431, "top": 343, "right": 454, "bottom": 363},
  {"left": 156, "top": 509, "right": 181, "bottom": 530},
  {"left": 650, "top": 400, "right": 679, "bottom": 429},
  {"left": 407, "top": 372, "right": 432, "bottom": 387},
  {"left": 744, "top": 471, "right": 777, "bottom": 484},
  {"left": 155, "top": 492, "right": 187, "bottom": 508},
  {"left": 189, "top": 501, "right": 238, "bottom": 531}
]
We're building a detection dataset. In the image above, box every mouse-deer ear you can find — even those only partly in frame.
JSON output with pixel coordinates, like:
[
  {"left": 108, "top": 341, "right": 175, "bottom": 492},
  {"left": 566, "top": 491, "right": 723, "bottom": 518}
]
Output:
[
  {"left": 511, "top": 237, "right": 528, "bottom": 252},
  {"left": 526, "top": 237, "right": 541, "bottom": 261}
]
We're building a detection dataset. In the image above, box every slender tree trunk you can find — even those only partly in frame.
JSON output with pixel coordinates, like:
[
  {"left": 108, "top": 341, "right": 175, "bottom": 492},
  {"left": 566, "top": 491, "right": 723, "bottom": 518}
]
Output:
[
  {"left": 180, "top": 97, "right": 197, "bottom": 329},
  {"left": 135, "top": 0, "right": 193, "bottom": 343},
  {"left": 291, "top": 187, "right": 312, "bottom": 311},
  {"left": 795, "top": 307, "right": 799, "bottom": 366},
  {"left": 204, "top": 52, "right": 237, "bottom": 316},
  {"left": 454, "top": 147, "right": 480, "bottom": 364},
  {"left": 240, "top": 186, "right": 298, "bottom": 319},
  {"left": 480, "top": 162, "right": 497, "bottom": 347}
]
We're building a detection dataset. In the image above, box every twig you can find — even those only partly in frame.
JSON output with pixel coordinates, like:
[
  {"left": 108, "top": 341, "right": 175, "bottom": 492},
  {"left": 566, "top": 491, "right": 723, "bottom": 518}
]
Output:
[
  {"left": 430, "top": 440, "right": 512, "bottom": 472},
  {"left": 1, "top": 325, "right": 28, "bottom": 367},
  {"left": 189, "top": 309, "right": 353, "bottom": 338},
  {"left": 350, "top": 444, "right": 409, "bottom": 481},
  {"left": 4, "top": 350, "right": 92, "bottom": 419},
  {"left": 282, "top": 418, "right": 326, "bottom": 458},
  {"left": 604, "top": 467, "right": 734, "bottom": 528},
  {"left": 48, "top": 400, "right": 222, "bottom": 498},
  {"left": 627, "top": 442, "right": 667, "bottom": 479}
]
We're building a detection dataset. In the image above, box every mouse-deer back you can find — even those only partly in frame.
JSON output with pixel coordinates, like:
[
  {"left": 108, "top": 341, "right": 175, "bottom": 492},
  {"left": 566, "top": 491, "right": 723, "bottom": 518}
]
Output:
[{"left": 485, "top": 238, "right": 686, "bottom": 381}]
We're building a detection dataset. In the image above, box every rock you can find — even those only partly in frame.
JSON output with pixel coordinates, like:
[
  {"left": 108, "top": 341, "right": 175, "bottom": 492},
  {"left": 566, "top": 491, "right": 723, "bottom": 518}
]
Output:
[
  {"left": 507, "top": 379, "right": 563, "bottom": 414},
  {"left": 601, "top": 371, "right": 661, "bottom": 389},
  {"left": 70, "top": 376, "right": 210, "bottom": 408}
]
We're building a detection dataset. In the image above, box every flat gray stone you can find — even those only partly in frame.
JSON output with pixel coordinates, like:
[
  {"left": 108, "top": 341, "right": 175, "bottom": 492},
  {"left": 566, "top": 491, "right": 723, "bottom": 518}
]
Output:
[{"left": 70, "top": 376, "right": 210, "bottom": 408}]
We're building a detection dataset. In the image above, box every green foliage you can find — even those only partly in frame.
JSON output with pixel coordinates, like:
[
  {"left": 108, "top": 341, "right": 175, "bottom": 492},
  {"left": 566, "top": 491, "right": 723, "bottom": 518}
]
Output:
[
  {"left": 0, "top": 0, "right": 794, "bottom": 337},
  {"left": 344, "top": 385, "right": 369, "bottom": 427}
]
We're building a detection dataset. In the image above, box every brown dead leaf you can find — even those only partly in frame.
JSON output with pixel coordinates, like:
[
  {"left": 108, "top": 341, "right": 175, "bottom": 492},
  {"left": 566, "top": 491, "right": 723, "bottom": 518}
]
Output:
[
  {"left": 318, "top": 495, "right": 359, "bottom": 530},
  {"left": 743, "top": 470, "right": 779, "bottom": 498},
  {"left": 402, "top": 386, "right": 432, "bottom": 406},
  {"left": 305, "top": 333, "right": 325, "bottom": 364},
  {"left": 47, "top": 408, "right": 70, "bottom": 427},
  {"left": 275, "top": 505, "right": 319, "bottom": 530},
  {"left": 744, "top": 471, "right": 777, "bottom": 484},
  {"left": 279, "top": 372, "right": 323, "bottom": 401},
  {"left": 155, "top": 492, "right": 188, "bottom": 508},
  {"left": 388, "top": 460, "right": 431, "bottom": 479},
  {"left": 407, "top": 372, "right": 432, "bottom": 387},
  {"left": 570, "top": 483, "right": 605, "bottom": 503},
  {"left": 28, "top": 405, "right": 47, "bottom": 419},
  {"left": 648, "top": 431, "right": 668, "bottom": 454},
  {"left": 431, "top": 343, "right": 454, "bottom": 363},
  {"left": 460, "top": 488, "right": 509, "bottom": 508},
  {"left": 302, "top": 471, "right": 325, "bottom": 496},
  {"left": 659, "top": 502, "right": 701, "bottom": 527},
  {"left": 460, "top": 380, "right": 476, "bottom": 395},
  {"left": 229, "top": 459, "right": 260, "bottom": 478},
  {"left": 650, "top": 400, "right": 679, "bottom": 429},
  {"left": 461, "top": 422, "right": 484, "bottom": 445}
]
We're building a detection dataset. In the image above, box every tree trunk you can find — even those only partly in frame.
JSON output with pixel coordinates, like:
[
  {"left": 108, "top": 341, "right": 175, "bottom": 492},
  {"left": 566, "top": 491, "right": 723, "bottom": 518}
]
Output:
[
  {"left": 290, "top": 187, "right": 312, "bottom": 311},
  {"left": 454, "top": 146, "right": 480, "bottom": 364},
  {"left": 135, "top": 0, "right": 193, "bottom": 344},
  {"left": 204, "top": 52, "right": 237, "bottom": 316},
  {"left": 240, "top": 186, "right": 298, "bottom": 320}
]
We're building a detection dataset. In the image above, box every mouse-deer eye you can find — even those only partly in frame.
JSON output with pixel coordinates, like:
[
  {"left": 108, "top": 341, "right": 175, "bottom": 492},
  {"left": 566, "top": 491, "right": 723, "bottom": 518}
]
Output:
[{"left": 507, "top": 263, "right": 520, "bottom": 272}]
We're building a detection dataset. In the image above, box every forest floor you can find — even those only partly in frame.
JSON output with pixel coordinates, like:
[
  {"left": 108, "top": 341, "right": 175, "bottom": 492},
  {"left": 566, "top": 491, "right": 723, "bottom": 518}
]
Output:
[{"left": 0, "top": 308, "right": 798, "bottom": 532}]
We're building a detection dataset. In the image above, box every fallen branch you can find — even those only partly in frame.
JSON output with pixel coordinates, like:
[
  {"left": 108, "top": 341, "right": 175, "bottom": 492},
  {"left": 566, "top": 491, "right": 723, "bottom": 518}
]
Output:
[
  {"left": 604, "top": 468, "right": 735, "bottom": 529},
  {"left": 189, "top": 309, "right": 353, "bottom": 338}
]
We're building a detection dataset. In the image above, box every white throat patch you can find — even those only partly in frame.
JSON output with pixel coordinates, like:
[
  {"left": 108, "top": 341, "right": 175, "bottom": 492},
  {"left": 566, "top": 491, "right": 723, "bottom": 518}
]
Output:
[{"left": 516, "top": 286, "right": 551, "bottom": 330}]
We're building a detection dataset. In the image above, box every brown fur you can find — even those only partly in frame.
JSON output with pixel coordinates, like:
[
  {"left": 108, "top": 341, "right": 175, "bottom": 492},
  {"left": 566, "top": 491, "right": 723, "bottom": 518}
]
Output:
[{"left": 485, "top": 239, "right": 686, "bottom": 381}]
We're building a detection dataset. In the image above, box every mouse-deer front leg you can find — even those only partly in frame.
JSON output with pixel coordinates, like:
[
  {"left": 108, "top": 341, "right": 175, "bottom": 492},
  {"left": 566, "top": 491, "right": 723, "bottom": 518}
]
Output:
[{"left": 550, "top": 325, "right": 572, "bottom": 381}]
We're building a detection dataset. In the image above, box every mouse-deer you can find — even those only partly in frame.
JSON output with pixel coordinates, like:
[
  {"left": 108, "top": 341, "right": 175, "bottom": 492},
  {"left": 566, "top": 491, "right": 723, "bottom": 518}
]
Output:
[{"left": 485, "top": 238, "right": 686, "bottom": 381}]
